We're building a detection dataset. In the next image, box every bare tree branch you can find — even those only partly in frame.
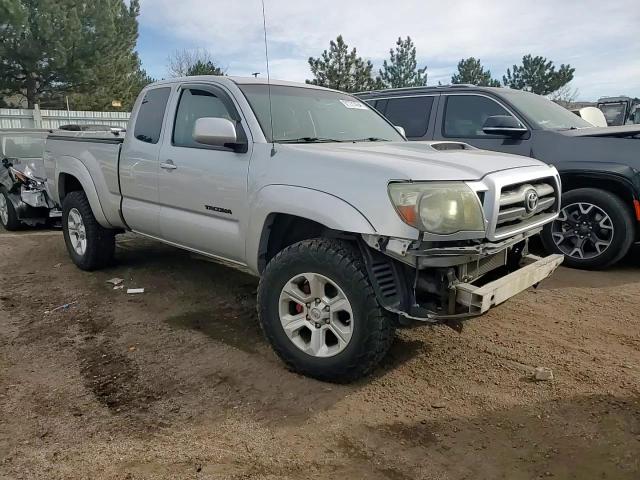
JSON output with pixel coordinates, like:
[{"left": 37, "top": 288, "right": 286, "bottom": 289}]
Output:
[{"left": 166, "top": 48, "right": 225, "bottom": 77}]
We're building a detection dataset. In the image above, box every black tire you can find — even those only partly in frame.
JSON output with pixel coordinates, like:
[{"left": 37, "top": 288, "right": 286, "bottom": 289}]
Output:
[
  {"left": 62, "top": 191, "right": 115, "bottom": 271},
  {"left": 541, "top": 188, "right": 634, "bottom": 270},
  {"left": 0, "top": 188, "right": 21, "bottom": 230},
  {"left": 257, "top": 238, "right": 395, "bottom": 383}
]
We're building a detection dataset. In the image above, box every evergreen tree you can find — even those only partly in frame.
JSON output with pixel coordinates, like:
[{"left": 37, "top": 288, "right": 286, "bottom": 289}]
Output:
[
  {"left": 379, "top": 36, "right": 427, "bottom": 88},
  {"left": 503, "top": 54, "right": 574, "bottom": 96},
  {"left": 307, "top": 35, "right": 382, "bottom": 92},
  {"left": 0, "top": 0, "right": 151, "bottom": 109},
  {"left": 186, "top": 60, "right": 225, "bottom": 76},
  {"left": 451, "top": 57, "right": 500, "bottom": 87}
]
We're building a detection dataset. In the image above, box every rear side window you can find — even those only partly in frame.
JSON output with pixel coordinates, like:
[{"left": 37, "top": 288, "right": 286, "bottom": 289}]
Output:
[
  {"left": 443, "top": 95, "right": 510, "bottom": 137},
  {"left": 173, "top": 88, "right": 234, "bottom": 148},
  {"left": 134, "top": 87, "right": 171, "bottom": 144},
  {"left": 383, "top": 96, "right": 433, "bottom": 138}
]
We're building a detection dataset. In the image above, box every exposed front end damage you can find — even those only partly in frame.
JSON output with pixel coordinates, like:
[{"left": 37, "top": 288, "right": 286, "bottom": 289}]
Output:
[
  {"left": 1, "top": 159, "right": 60, "bottom": 227},
  {"left": 361, "top": 229, "right": 563, "bottom": 324},
  {"left": 358, "top": 164, "right": 563, "bottom": 324}
]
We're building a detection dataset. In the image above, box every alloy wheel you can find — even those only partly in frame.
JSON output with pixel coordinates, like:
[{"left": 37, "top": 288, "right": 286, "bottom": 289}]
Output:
[
  {"left": 278, "top": 272, "right": 354, "bottom": 358},
  {"left": 551, "top": 202, "right": 614, "bottom": 260},
  {"left": 0, "top": 194, "right": 8, "bottom": 225},
  {"left": 67, "top": 207, "right": 87, "bottom": 255}
]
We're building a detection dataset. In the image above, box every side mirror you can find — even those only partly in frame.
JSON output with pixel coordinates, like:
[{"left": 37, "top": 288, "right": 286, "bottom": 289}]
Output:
[
  {"left": 394, "top": 125, "right": 407, "bottom": 138},
  {"left": 482, "top": 115, "right": 527, "bottom": 136},
  {"left": 193, "top": 117, "right": 238, "bottom": 147}
]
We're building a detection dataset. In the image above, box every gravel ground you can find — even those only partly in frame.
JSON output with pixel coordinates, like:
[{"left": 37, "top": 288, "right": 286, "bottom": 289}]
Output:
[{"left": 0, "top": 229, "right": 639, "bottom": 479}]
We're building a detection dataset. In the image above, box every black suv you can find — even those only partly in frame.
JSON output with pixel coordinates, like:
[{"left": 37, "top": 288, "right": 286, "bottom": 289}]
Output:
[{"left": 357, "top": 85, "right": 640, "bottom": 269}]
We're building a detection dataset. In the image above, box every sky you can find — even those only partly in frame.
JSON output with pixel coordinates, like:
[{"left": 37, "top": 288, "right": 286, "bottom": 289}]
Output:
[{"left": 136, "top": 0, "right": 640, "bottom": 101}]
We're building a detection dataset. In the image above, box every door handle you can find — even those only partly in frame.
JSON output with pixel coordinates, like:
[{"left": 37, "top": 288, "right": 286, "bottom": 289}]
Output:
[{"left": 160, "top": 160, "right": 177, "bottom": 170}]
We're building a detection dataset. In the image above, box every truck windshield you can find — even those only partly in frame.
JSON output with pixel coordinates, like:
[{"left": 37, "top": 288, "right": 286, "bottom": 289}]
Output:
[
  {"left": 238, "top": 84, "right": 405, "bottom": 143},
  {"left": 501, "top": 90, "right": 594, "bottom": 130}
]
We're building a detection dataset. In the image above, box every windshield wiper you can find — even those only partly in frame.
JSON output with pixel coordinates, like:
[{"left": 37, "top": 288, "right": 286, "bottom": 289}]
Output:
[
  {"left": 348, "top": 137, "right": 390, "bottom": 142},
  {"left": 275, "top": 137, "right": 344, "bottom": 143}
]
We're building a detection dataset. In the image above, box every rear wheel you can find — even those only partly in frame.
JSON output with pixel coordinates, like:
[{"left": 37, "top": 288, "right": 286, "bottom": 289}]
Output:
[
  {"left": 0, "top": 189, "right": 21, "bottom": 230},
  {"left": 258, "top": 238, "right": 394, "bottom": 383},
  {"left": 62, "top": 191, "right": 115, "bottom": 270},
  {"left": 541, "top": 188, "right": 634, "bottom": 269}
]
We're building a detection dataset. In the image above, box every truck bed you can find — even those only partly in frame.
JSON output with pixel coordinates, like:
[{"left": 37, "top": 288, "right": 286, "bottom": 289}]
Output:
[{"left": 44, "top": 134, "right": 126, "bottom": 229}]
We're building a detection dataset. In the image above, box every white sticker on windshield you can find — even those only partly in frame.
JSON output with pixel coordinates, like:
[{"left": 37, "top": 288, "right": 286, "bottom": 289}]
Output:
[{"left": 339, "top": 99, "right": 368, "bottom": 110}]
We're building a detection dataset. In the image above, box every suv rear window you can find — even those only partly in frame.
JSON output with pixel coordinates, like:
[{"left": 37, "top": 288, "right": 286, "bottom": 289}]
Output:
[
  {"left": 134, "top": 87, "right": 171, "bottom": 144},
  {"left": 383, "top": 96, "right": 433, "bottom": 138}
]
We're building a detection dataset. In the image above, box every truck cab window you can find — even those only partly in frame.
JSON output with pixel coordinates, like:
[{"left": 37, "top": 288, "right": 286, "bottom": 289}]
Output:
[
  {"left": 443, "top": 95, "right": 511, "bottom": 137},
  {"left": 173, "top": 88, "right": 233, "bottom": 148},
  {"left": 384, "top": 96, "right": 433, "bottom": 138},
  {"left": 134, "top": 87, "right": 171, "bottom": 144}
]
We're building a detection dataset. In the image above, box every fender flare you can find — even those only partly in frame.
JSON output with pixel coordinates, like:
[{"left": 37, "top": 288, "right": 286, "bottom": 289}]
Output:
[
  {"left": 558, "top": 167, "right": 639, "bottom": 199},
  {"left": 245, "top": 184, "right": 376, "bottom": 273},
  {"left": 55, "top": 155, "right": 112, "bottom": 228}
]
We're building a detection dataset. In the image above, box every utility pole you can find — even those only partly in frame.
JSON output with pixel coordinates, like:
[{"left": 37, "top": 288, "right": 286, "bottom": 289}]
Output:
[{"left": 66, "top": 96, "right": 71, "bottom": 123}]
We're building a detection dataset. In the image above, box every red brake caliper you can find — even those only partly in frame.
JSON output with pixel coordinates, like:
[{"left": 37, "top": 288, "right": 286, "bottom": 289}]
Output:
[{"left": 295, "top": 280, "right": 311, "bottom": 314}]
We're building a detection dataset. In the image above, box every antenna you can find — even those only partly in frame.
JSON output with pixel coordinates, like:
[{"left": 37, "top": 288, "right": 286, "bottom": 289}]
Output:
[{"left": 260, "top": 0, "right": 276, "bottom": 155}]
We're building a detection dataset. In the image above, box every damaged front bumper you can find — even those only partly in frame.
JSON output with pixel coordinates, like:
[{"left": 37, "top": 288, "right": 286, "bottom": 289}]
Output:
[
  {"left": 455, "top": 253, "right": 563, "bottom": 315},
  {"left": 361, "top": 232, "right": 563, "bottom": 323}
]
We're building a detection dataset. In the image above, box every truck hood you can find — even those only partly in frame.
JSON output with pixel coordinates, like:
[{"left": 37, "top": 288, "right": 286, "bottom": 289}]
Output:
[
  {"left": 282, "top": 141, "right": 544, "bottom": 181},
  {"left": 558, "top": 125, "right": 640, "bottom": 138}
]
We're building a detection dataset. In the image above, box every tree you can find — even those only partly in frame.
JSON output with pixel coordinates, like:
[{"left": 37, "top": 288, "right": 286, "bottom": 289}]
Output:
[
  {"left": 167, "top": 49, "right": 225, "bottom": 77},
  {"left": 451, "top": 57, "right": 500, "bottom": 87},
  {"left": 0, "top": 0, "right": 150, "bottom": 109},
  {"left": 307, "top": 35, "right": 382, "bottom": 92},
  {"left": 549, "top": 83, "right": 579, "bottom": 108},
  {"left": 379, "top": 36, "right": 427, "bottom": 88},
  {"left": 68, "top": 1, "right": 153, "bottom": 110},
  {"left": 502, "top": 54, "right": 575, "bottom": 96},
  {"left": 186, "top": 60, "right": 225, "bottom": 76}
]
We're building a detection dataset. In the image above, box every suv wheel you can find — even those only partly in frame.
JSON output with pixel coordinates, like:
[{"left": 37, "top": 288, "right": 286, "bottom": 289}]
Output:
[
  {"left": 0, "top": 188, "right": 21, "bottom": 230},
  {"left": 258, "top": 238, "right": 394, "bottom": 383},
  {"left": 541, "top": 188, "right": 634, "bottom": 269},
  {"left": 62, "top": 191, "right": 115, "bottom": 271}
]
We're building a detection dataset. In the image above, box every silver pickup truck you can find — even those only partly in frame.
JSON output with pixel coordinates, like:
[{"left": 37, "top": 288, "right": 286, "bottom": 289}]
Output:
[{"left": 45, "top": 76, "right": 563, "bottom": 382}]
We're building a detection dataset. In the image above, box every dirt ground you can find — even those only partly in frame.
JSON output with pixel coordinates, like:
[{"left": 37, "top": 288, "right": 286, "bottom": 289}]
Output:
[{"left": 0, "top": 228, "right": 639, "bottom": 480}]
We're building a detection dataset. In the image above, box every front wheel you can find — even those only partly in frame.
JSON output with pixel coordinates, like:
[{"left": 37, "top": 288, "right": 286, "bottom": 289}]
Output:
[
  {"left": 257, "top": 238, "right": 394, "bottom": 383},
  {"left": 0, "top": 188, "right": 21, "bottom": 230},
  {"left": 541, "top": 188, "right": 634, "bottom": 269}
]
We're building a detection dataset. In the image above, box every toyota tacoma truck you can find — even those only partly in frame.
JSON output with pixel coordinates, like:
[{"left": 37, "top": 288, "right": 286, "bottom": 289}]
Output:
[
  {"left": 358, "top": 85, "right": 640, "bottom": 269},
  {"left": 44, "top": 77, "right": 563, "bottom": 382}
]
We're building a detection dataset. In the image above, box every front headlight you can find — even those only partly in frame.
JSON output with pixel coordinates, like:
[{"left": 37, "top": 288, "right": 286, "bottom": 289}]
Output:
[{"left": 388, "top": 182, "right": 485, "bottom": 234}]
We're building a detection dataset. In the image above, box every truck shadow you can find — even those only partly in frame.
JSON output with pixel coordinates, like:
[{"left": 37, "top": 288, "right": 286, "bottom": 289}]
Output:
[{"left": 117, "top": 235, "right": 422, "bottom": 370}]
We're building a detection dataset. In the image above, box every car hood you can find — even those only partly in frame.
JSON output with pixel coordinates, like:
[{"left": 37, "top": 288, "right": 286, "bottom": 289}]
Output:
[
  {"left": 282, "top": 141, "right": 544, "bottom": 181},
  {"left": 558, "top": 125, "right": 640, "bottom": 138}
]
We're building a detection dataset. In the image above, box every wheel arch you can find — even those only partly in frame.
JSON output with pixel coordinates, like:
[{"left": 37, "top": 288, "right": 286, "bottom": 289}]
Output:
[
  {"left": 55, "top": 156, "right": 111, "bottom": 228},
  {"left": 247, "top": 185, "right": 376, "bottom": 274},
  {"left": 559, "top": 171, "right": 639, "bottom": 221}
]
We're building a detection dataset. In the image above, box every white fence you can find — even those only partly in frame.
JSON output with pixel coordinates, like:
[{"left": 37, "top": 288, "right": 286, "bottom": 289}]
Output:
[{"left": 0, "top": 105, "right": 130, "bottom": 130}]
